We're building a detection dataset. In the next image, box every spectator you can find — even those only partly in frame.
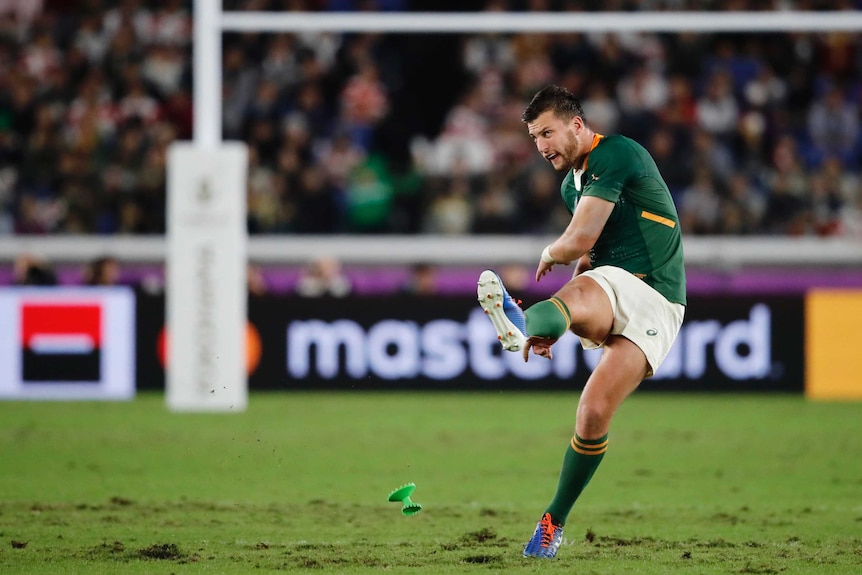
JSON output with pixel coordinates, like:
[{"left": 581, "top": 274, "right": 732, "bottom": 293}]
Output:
[
  {"left": 83, "top": 256, "right": 122, "bottom": 286},
  {"left": 806, "top": 83, "right": 860, "bottom": 166},
  {"left": 339, "top": 58, "right": 389, "bottom": 150},
  {"left": 343, "top": 154, "right": 394, "bottom": 232},
  {"left": 316, "top": 129, "right": 366, "bottom": 191},
  {"left": 762, "top": 174, "right": 809, "bottom": 235},
  {"left": 581, "top": 81, "right": 620, "bottom": 135},
  {"left": 103, "top": 0, "right": 152, "bottom": 44},
  {"left": 689, "top": 128, "right": 734, "bottom": 185},
  {"left": 647, "top": 128, "right": 690, "bottom": 198},
  {"left": 616, "top": 60, "right": 668, "bottom": 140},
  {"left": 244, "top": 78, "right": 284, "bottom": 128},
  {"left": 718, "top": 173, "right": 765, "bottom": 235},
  {"left": 511, "top": 32, "right": 555, "bottom": 97},
  {"left": 141, "top": 44, "right": 185, "bottom": 97},
  {"left": 103, "top": 21, "right": 144, "bottom": 92},
  {"left": 20, "top": 27, "right": 61, "bottom": 83},
  {"left": 148, "top": 0, "right": 191, "bottom": 47},
  {"left": 837, "top": 191, "right": 862, "bottom": 239},
  {"left": 246, "top": 147, "right": 284, "bottom": 233},
  {"left": 75, "top": 13, "right": 110, "bottom": 65},
  {"left": 497, "top": 262, "right": 529, "bottom": 293},
  {"left": 19, "top": 102, "right": 61, "bottom": 192},
  {"left": 262, "top": 34, "right": 301, "bottom": 90},
  {"left": 294, "top": 165, "right": 343, "bottom": 233},
  {"left": 161, "top": 90, "right": 193, "bottom": 139},
  {"left": 247, "top": 262, "right": 268, "bottom": 297},
  {"left": 743, "top": 64, "right": 787, "bottom": 112},
  {"left": 0, "top": 0, "right": 42, "bottom": 32},
  {"left": 472, "top": 173, "right": 517, "bottom": 234},
  {"left": 820, "top": 155, "right": 859, "bottom": 208},
  {"left": 765, "top": 134, "right": 808, "bottom": 201},
  {"left": 420, "top": 84, "right": 493, "bottom": 177},
  {"left": 696, "top": 68, "right": 739, "bottom": 141},
  {"left": 679, "top": 167, "right": 722, "bottom": 235},
  {"left": 15, "top": 195, "right": 60, "bottom": 234},
  {"left": 402, "top": 262, "right": 437, "bottom": 295},
  {"left": 421, "top": 169, "right": 473, "bottom": 235},
  {"left": 292, "top": 82, "right": 334, "bottom": 142},
  {"left": 808, "top": 172, "right": 845, "bottom": 236},
  {"left": 118, "top": 69, "right": 160, "bottom": 126},
  {"left": 515, "top": 166, "right": 567, "bottom": 235},
  {"left": 463, "top": 32, "right": 515, "bottom": 77},
  {"left": 660, "top": 75, "right": 698, "bottom": 140},
  {"left": 13, "top": 253, "right": 56, "bottom": 286},
  {"left": 222, "top": 45, "right": 259, "bottom": 139},
  {"left": 295, "top": 256, "right": 352, "bottom": 298},
  {"left": 588, "top": 34, "right": 628, "bottom": 91}
]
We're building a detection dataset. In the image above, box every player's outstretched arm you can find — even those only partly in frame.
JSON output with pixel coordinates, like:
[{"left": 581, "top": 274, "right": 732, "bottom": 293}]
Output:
[{"left": 536, "top": 196, "right": 613, "bottom": 282}]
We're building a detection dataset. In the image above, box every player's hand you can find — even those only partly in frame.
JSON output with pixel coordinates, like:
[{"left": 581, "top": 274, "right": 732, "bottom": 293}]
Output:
[
  {"left": 536, "top": 260, "right": 554, "bottom": 282},
  {"left": 522, "top": 335, "right": 558, "bottom": 362}
]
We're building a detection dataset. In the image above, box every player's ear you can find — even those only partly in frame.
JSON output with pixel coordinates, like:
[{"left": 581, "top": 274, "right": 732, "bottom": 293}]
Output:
[{"left": 570, "top": 115, "right": 585, "bottom": 131}]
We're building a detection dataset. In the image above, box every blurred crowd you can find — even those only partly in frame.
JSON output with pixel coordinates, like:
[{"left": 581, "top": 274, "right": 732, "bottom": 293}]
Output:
[{"left": 0, "top": 0, "right": 861, "bottom": 239}]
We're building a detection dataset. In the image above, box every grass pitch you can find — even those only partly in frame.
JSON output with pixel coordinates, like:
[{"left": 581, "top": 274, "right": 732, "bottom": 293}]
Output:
[{"left": 1, "top": 391, "right": 860, "bottom": 574}]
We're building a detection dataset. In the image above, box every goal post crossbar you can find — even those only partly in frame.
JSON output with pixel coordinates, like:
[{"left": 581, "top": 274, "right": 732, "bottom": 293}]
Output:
[
  {"left": 218, "top": 11, "right": 862, "bottom": 34},
  {"left": 199, "top": 7, "right": 862, "bottom": 148}
]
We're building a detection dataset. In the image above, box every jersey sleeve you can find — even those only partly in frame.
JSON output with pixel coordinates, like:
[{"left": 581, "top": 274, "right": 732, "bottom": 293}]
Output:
[{"left": 582, "top": 143, "right": 632, "bottom": 203}]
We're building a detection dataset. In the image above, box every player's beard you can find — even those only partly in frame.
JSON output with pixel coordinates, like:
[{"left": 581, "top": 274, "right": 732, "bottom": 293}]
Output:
[{"left": 553, "top": 129, "right": 586, "bottom": 172}]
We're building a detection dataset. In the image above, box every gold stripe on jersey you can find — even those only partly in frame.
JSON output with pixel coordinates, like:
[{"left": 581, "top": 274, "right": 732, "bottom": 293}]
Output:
[{"left": 641, "top": 210, "right": 677, "bottom": 229}]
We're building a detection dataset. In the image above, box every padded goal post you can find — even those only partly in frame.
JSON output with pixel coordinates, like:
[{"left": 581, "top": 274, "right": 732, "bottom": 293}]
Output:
[
  {"left": 166, "top": 1, "right": 244, "bottom": 412},
  {"left": 166, "top": 142, "right": 248, "bottom": 412}
]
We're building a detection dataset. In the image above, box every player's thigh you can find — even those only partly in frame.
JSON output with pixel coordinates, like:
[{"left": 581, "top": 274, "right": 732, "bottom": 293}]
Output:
[
  {"left": 554, "top": 275, "right": 614, "bottom": 343},
  {"left": 576, "top": 335, "right": 649, "bottom": 437}
]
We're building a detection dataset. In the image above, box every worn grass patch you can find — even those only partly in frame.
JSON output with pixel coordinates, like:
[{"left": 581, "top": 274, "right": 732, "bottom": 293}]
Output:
[{"left": 0, "top": 392, "right": 860, "bottom": 574}]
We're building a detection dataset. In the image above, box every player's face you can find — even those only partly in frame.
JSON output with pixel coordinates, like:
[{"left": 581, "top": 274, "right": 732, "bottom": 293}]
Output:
[{"left": 526, "top": 110, "right": 587, "bottom": 172}]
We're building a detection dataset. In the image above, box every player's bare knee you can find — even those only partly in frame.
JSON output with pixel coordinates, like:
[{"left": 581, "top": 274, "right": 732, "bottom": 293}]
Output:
[
  {"left": 576, "top": 400, "right": 612, "bottom": 438},
  {"left": 557, "top": 280, "right": 612, "bottom": 339}
]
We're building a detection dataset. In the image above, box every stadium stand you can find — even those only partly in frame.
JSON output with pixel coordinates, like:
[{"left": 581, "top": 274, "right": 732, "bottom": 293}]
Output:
[{"left": 0, "top": 0, "right": 860, "bottom": 240}]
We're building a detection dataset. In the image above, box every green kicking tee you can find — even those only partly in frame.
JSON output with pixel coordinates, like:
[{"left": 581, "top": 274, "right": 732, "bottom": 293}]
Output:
[{"left": 560, "top": 134, "right": 687, "bottom": 306}]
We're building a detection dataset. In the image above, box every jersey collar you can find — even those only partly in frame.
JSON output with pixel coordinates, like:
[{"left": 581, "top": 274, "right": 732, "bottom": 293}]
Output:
[
  {"left": 570, "top": 133, "right": 605, "bottom": 190},
  {"left": 582, "top": 133, "right": 605, "bottom": 172}
]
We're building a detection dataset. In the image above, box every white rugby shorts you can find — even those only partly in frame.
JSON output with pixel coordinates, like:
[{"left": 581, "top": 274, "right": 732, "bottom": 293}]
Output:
[{"left": 578, "top": 265, "right": 685, "bottom": 377}]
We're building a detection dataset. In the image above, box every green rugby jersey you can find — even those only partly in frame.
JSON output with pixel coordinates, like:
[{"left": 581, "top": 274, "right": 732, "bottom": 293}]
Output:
[{"left": 560, "top": 134, "right": 686, "bottom": 305}]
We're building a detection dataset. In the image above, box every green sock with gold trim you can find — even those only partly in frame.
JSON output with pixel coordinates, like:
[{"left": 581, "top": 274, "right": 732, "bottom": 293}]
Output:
[
  {"left": 524, "top": 297, "right": 571, "bottom": 339},
  {"left": 544, "top": 433, "right": 609, "bottom": 526}
]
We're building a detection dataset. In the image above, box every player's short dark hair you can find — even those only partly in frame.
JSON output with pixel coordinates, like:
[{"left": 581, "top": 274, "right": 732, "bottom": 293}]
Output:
[{"left": 521, "top": 85, "right": 587, "bottom": 125}]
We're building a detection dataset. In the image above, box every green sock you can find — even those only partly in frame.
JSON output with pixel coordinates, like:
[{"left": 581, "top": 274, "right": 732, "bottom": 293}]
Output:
[
  {"left": 544, "top": 433, "right": 608, "bottom": 526},
  {"left": 525, "top": 297, "right": 571, "bottom": 338}
]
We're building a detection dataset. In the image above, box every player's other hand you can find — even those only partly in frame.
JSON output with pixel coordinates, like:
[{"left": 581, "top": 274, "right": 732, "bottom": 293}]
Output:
[
  {"left": 535, "top": 260, "right": 554, "bottom": 282},
  {"left": 522, "top": 335, "right": 558, "bottom": 362}
]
